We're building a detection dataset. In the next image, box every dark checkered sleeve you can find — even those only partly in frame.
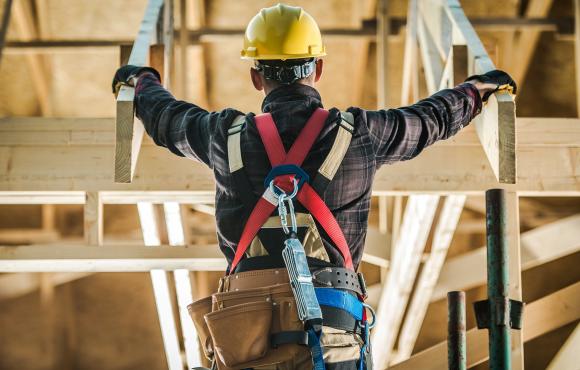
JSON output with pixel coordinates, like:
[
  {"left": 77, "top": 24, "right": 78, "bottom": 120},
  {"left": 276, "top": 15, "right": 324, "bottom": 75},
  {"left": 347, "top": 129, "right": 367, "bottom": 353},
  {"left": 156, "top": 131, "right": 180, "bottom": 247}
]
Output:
[
  {"left": 133, "top": 72, "right": 216, "bottom": 166},
  {"left": 362, "top": 83, "right": 482, "bottom": 167}
]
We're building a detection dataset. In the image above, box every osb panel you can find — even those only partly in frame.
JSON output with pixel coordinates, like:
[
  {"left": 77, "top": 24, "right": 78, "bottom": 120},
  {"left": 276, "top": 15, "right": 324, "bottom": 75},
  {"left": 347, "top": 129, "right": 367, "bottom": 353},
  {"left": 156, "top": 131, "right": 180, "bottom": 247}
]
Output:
[{"left": 40, "top": 0, "right": 148, "bottom": 40}]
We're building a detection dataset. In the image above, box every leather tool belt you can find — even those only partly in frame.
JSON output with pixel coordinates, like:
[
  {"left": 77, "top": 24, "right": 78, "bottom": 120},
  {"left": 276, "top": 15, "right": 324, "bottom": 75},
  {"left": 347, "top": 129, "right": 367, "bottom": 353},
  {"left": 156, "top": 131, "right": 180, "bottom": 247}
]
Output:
[
  {"left": 221, "top": 267, "right": 367, "bottom": 297},
  {"left": 188, "top": 268, "right": 368, "bottom": 370}
]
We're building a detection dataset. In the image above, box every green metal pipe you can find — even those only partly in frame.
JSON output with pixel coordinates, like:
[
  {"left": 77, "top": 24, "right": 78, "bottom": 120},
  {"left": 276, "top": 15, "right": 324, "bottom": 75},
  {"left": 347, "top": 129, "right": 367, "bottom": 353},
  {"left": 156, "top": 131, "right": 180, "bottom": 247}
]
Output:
[
  {"left": 447, "top": 291, "right": 466, "bottom": 370},
  {"left": 485, "top": 189, "right": 511, "bottom": 369}
]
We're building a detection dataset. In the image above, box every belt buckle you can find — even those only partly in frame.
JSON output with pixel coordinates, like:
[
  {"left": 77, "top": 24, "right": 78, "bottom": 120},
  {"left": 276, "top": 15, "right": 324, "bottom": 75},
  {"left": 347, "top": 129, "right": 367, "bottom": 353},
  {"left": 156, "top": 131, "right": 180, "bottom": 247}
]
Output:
[{"left": 357, "top": 272, "right": 368, "bottom": 300}]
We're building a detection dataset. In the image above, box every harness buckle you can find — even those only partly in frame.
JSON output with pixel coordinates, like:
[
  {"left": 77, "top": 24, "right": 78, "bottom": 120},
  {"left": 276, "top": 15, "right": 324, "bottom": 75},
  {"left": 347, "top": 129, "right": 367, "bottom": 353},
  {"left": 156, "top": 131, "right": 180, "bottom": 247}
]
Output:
[{"left": 264, "top": 164, "right": 310, "bottom": 191}]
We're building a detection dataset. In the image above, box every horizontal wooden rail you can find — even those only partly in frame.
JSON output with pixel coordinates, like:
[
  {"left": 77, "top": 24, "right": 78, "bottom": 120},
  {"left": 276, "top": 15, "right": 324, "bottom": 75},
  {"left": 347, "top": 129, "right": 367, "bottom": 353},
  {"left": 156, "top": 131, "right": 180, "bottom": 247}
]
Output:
[
  {"left": 416, "top": 0, "right": 517, "bottom": 184},
  {"left": 115, "top": 0, "right": 165, "bottom": 183}
]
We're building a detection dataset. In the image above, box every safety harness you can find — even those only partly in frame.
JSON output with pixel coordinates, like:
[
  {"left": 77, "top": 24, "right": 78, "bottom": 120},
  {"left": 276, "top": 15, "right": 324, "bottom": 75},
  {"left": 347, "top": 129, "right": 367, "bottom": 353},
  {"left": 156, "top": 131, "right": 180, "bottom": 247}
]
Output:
[{"left": 226, "top": 108, "right": 373, "bottom": 369}]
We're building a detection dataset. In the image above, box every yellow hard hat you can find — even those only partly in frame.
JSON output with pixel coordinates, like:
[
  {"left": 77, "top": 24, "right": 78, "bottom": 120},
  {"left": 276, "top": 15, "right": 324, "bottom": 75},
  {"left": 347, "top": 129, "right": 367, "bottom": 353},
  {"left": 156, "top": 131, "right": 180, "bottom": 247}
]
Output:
[{"left": 241, "top": 3, "right": 326, "bottom": 60}]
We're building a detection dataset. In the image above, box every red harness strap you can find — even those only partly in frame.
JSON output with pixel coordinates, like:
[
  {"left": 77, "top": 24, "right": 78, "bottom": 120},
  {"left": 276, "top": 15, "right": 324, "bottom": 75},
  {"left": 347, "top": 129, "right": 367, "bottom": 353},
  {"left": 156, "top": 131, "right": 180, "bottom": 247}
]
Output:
[{"left": 229, "top": 108, "right": 354, "bottom": 273}]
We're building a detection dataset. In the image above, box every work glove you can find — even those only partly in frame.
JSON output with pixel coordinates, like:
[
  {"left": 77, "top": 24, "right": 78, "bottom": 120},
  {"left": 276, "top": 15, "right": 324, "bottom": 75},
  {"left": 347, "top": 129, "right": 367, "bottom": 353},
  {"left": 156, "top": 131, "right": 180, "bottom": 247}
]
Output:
[
  {"left": 112, "top": 65, "right": 161, "bottom": 96},
  {"left": 465, "top": 69, "right": 517, "bottom": 102}
]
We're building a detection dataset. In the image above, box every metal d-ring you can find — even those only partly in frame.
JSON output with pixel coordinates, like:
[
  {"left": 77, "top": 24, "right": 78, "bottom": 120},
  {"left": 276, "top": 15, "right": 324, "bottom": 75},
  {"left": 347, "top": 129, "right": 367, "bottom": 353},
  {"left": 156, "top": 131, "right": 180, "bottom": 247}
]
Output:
[{"left": 363, "top": 303, "right": 377, "bottom": 329}]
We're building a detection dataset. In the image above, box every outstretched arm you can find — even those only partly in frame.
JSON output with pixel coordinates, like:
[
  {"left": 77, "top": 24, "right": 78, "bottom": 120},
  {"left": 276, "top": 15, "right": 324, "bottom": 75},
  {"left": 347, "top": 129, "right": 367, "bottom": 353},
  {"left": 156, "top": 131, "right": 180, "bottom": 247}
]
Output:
[
  {"left": 361, "top": 70, "right": 515, "bottom": 167},
  {"left": 112, "top": 65, "right": 230, "bottom": 167}
]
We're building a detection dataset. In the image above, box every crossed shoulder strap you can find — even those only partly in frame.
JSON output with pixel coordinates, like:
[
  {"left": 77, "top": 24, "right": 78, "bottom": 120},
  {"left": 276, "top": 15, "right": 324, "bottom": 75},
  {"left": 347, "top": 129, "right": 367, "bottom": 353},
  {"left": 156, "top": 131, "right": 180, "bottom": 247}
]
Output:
[
  {"left": 226, "top": 109, "right": 356, "bottom": 273},
  {"left": 227, "top": 111, "right": 354, "bottom": 191}
]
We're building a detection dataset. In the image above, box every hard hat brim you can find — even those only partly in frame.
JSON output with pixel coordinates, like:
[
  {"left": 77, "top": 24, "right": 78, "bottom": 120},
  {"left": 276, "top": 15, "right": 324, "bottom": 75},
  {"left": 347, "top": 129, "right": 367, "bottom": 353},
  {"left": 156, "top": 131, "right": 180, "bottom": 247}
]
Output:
[{"left": 241, "top": 52, "right": 326, "bottom": 61}]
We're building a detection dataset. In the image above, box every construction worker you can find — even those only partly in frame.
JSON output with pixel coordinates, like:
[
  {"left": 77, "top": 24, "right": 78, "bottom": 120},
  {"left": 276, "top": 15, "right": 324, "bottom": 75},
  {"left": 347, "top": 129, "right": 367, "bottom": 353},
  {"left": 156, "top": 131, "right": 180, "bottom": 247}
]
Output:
[{"left": 113, "top": 4, "right": 516, "bottom": 369}]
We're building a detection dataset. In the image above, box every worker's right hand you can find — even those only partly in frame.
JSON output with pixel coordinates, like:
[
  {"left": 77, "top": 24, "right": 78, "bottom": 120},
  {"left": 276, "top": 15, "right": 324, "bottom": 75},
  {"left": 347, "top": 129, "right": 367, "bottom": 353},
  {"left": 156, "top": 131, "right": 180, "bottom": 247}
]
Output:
[
  {"left": 465, "top": 70, "right": 517, "bottom": 102},
  {"left": 112, "top": 65, "right": 161, "bottom": 96}
]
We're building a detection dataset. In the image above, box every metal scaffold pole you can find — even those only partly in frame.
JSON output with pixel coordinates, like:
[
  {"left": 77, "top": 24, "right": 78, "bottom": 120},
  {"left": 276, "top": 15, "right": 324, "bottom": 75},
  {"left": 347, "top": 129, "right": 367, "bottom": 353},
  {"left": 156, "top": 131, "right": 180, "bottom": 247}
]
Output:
[
  {"left": 474, "top": 189, "right": 524, "bottom": 370},
  {"left": 486, "top": 189, "right": 511, "bottom": 368},
  {"left": 447, "top": 291, "right": 466, "bottom": 370}
]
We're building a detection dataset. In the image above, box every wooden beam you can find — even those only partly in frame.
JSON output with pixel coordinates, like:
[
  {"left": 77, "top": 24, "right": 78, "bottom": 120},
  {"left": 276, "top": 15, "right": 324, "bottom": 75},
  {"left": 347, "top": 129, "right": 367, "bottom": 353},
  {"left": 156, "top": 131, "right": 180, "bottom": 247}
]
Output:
[
  {"left": 0, "top": 244, "right": 226, "bottom": 272},
  {"left": 546, "top": 323, "right": 580, "bottom": 370},
  {"left": 0, "top": 228, "right": 59, "bottom": 244},
  {"left": 372, "top": 195, "right": 439, "bottom": 368},
  {"left": 417, "top": 13, "right": 443, "bottom": 94},
  {"left": 163, "top": 202, "right": 203, "bottom": 368},
  {"left": 11, "top": 0, "right": 52, "bottom": 116},
  {"left": 376, "top": 0, "right": 389, "bottom": 107},
  {"left": 512, "top": 0, "right": 555, "bottom": 86},
  {"left": 0, "top": 272, "right": 92, "bottom": 300},
  {"left": 401, "top": 0, "right": 418, "bottom": 105},
  {"left": 391, "top": 281, "right": 580, "bottom": 370},
  {"left": 0, "top": 0, "right": 13, "bottom": 64},
  {"left": 0, "top": 191, "right": 215, "bottom": 205},
  {"left": 1, "top": 117, "right": 578, "bottom": 194},
  {"left": 432, "top": 214, "right": 580, "bottom": 301},
  {"left": 115, "top": 0, "right": 165, "bottom": 183},
  {"left": 138, "top": 202, "right": 186, "bottom": 370},
  {"left": 393, "top": 195, "right": 466, "bottom": 363},
  {"left": 446, "top": 0, "right": 517, "bottom": 184},
  {"left": 84, "top": 192, "right": 103, "bottom": 246}
]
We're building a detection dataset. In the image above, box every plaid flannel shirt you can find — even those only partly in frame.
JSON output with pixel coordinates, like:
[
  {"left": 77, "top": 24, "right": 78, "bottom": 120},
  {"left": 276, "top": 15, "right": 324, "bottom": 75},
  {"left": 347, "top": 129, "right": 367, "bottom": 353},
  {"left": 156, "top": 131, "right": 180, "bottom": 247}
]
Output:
[{"left": 135, "top": 74, "right": 482, "bottom": 269}]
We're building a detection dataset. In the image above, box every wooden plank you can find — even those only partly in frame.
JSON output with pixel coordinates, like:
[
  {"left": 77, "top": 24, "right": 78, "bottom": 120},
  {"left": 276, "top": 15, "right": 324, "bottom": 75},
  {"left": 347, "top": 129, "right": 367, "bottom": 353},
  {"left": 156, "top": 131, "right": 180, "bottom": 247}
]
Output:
[
  {"left": 546, "top": 323, "right": 580, "bottom": 370},
  {"left": 0, "top": 118, "right": 578, "bottom": 194},
  {"left": 401, "top": 0, "right": 418, "bottom": 105},
  {"left": 163, "top": 202, "right": 203, "bottom": 368},
  {"left": 391, "top": 281, "right": 580, "bottom": 370},
  {"left": 84, "top": 192, "right": 103, "bottom": 246},
  {"left": 446, "top": 0, "right": 517, "bottom": 184},
  {"left": 418, "top": 0, "right": 453, "bottom": 61},
  {"left": 0, "top": 228, "right": 59, "bottom": 244},
  {"left": 372, "top": 195, "right": 439, "bottom": 368},
  {"left": 0, "top": 272, "right": 92, "bottom": 300},
  {"left": 376, "top": 0, "right": 389, "bottom": 107},
  {"left": 393, "top": 195, "right": 466, "bottom": 363},
  {"left": 0, "top": 143, "right": 578, "bottom": 194},
  {"left": 137, "top": 202, "right": 184, "bottom": 370},
  {"left": 432, "top": 214, "right": 580, "bottom": 301},
  {"left": 0, "top": 0, "right": 13, "bottom": 64},
  {"left": 0, "top": 244, "right": 226, "bottom": 272},
  {"left": 417, "top": 15, "right": 443, "bottom": 94},
  {"left": 11, "top": 0, "right": 52, "bottom": 116},
  {"left": 3, "top": 117, "right": 573, "bottom": 147},
  {"left": 512, "top": 0, "right": 555, "bottom": 86},
  {"left": 115, "top": 0, "right": 164, "bottom": 183}
]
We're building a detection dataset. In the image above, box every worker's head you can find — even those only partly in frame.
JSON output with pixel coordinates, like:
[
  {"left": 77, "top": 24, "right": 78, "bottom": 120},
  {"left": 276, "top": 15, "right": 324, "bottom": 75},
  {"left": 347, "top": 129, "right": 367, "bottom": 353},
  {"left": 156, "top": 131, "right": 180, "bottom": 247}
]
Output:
[{"left": 241, "top": 4, "right": 326, "bottom": 94}]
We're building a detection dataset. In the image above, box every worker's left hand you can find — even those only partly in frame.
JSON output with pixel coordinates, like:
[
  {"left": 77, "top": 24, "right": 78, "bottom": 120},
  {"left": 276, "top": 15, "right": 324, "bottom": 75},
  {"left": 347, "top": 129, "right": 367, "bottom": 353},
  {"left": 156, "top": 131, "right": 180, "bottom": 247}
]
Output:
[
  {"left": 465, "top": 70, "right": 517, "bottom": 102},
  {"left": 112, "top": 65, "right": 161, "bottom": 96}
]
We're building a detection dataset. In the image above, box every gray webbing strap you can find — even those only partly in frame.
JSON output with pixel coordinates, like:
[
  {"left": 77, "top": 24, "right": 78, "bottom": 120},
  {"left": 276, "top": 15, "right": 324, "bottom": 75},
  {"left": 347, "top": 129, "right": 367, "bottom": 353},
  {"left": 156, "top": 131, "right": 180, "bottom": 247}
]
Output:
[
  {"left": 317, "top": 111, "right": 354, "bottom": 181},
  {"left": 227, "top": 115, "right": 246, "bottom": 173}
]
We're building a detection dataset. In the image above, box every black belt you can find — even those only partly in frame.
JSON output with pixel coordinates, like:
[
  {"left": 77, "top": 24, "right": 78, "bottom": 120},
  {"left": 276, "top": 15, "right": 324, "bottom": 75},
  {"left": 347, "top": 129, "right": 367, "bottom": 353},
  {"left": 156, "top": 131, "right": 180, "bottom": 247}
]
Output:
[
  {"left": 271, "top": 306, "right": 363, "bottom": 347},
  {"left": 234, "top": 256, "right": 367, "bottom": 297},
  {"left": 312, "top": 267, "right": 367, "bottom": 298}
]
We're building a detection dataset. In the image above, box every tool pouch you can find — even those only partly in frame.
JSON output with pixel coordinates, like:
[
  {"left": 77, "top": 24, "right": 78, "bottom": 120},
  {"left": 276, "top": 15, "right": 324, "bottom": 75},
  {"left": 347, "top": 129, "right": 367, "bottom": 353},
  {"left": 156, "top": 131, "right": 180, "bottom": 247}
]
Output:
[
  {"left": 205, "top": 300, "right": 273, "bottom": 368},
  {"left": 187, "top": 296, "right": 214, "bottom": 359},
  {"left": 208, "top": 283, "right": 307, "bottom": 370}
]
